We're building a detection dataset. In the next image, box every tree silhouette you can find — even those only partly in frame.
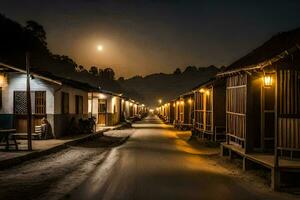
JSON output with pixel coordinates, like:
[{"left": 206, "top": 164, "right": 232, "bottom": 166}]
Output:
[
  {"left": 184, "top": 66, "right": 197, "bottom": 73},
  {"left": 173, "top": 68, "right": 181, "bottom": 75},
  {"left": 25, "top": 20, "right": 47, "bottom": 47},
  {"left": 103, "top": 68, "right": 115, "bottom": 80},
  {"left": 89, "top": 66, "right": 99, "bottom": 76}
]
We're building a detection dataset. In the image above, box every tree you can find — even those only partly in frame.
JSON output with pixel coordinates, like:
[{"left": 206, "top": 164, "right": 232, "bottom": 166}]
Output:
[
  {"left": 184, "top": 66, "right": 197, "bottom": 73},
  {"left": 98, "top": 68, "right": 104, "bottom": 78},
  {"left": 173, "top": 68, "right": 181, "bottom": 75},
  {"left": 118, "top": 77, "right": 125, "bottom": 81},
  {"left": 76, "top": 65, "right": 85, "bottom": 72},
  {"left": 89, "top": 66, "right": 99, "bottom": 76},
  {"left": 25, "top": 20, "right": 47, "bottom": 47},
  {"left": 103, "top": 68, "right": 115, "bottom": 80}
]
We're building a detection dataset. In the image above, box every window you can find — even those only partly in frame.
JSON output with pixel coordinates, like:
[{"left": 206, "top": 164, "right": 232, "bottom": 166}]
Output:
[
  {"left": 14, "top": 91, "right": 46, "bottom": 115},
  {"left": 61, "top": 92, "right": 69, "bottom": 114},
  {"left": 35, "top": 91, "right": 46, "bottom": 115},
  {"left": 75, "top": 95, "right": 83, "bottom": 114},
  {"left": 98, "top": 99, "right": 107, "bottom": 113}
]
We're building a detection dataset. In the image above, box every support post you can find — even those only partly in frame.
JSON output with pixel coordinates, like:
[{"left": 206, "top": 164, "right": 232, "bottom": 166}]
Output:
[
  {"left": 260, "top": 84, "right": 265, "bottom": 151},
  {"left": 271, "top": 168, "right": 280, "bottom": 190},
  {"left": 273, "top": 72, "right": 279, "bottom": 190},
  {"left": 26, "top": 53, "right": 32, "bottom": 151}
]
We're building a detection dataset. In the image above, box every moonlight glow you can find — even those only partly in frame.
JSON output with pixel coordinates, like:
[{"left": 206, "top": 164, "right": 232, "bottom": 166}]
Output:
[{"left": 97, "top": 45, "right": 103, "bottom": 51}]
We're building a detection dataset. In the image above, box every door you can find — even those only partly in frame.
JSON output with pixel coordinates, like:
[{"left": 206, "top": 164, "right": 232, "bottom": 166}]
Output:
[{"left": 98, "top": 99, "right": 107, "bottom": 125}]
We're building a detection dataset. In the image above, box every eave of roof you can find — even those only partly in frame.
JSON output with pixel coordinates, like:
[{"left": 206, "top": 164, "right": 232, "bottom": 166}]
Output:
[
  {"left": 0, "top": 62, "right": 62, "bottom": 85},
  {"left": 217, "top": 44, "right": 300, "bottom": 77}
]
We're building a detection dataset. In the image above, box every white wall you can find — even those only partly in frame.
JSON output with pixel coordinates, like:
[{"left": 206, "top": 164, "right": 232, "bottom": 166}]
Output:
[
  {"left": 88, "top": 92, "right": 117, "bottom": 114},
  {"left": 54, "top": 85, "right": 88, "bottom": 114},
  {"left": 0, "top": 72, "right": 55, "bottom": 114}
]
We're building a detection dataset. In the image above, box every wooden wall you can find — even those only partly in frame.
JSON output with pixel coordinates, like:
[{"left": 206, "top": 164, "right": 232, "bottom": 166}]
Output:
[
  {"left": 194, "top": 91, "right": 205, "bottom": 130},
  {"left": 226, "top": 74, "right": 247, "bottom": 147},
  {"left": 277, "top": 69, "right": 300, "bottom": 153}
]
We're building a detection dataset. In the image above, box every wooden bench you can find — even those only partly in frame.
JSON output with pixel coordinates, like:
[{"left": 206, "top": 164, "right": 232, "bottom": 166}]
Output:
[{"left": 13, "top": 125, "right": 42, "bottom": 140}]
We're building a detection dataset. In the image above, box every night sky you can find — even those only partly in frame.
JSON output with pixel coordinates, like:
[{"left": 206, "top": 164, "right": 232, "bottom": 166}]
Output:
[{"left": 1, "top": 0, "right": 300, "bottom": 78}]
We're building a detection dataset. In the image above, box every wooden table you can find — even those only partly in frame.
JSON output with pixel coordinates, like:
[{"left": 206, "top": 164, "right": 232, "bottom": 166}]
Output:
[{"left": 0, "top": 129, "right": 18, "bottom": 150}]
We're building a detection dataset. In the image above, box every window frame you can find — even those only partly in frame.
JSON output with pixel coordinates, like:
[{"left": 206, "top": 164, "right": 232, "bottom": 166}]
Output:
[
  {"left": 75, "top": 95, "right": 83, "bottom": 114},
  {"left": 61, "top": 92, "right": 69, "bottom": 114}
]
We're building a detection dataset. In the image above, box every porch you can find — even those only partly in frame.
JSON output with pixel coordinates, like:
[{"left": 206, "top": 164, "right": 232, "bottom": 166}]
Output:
[{"left": 221, "top": 143, "right": 300, "bottom": 190}]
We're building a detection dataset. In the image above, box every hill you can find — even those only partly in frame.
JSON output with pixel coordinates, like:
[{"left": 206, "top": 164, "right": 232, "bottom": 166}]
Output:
[{"left": 118, "top": 66, "right": 220, "bottom": 107}]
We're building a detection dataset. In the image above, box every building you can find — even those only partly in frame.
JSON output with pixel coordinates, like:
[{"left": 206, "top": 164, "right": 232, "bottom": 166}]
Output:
[
  {"left": 218, "top": 28, "right": 300, "bottom": 189},
  {"left": 88, "top": 91, "right": 123, "bottom": 126},
  {"left": 173, "top": 92, "right": 194, "bottom": 130},
  {"left": 0, "top": 63, "right": 95, "bottom": 137},
  {"left": 193, "top": 78, "right": 226, "bottom": 141}
]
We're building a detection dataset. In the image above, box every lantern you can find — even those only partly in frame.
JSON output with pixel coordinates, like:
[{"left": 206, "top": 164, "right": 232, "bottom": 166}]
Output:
[{"left": 263, "top": 75, "right": 273, "bottom": 87}]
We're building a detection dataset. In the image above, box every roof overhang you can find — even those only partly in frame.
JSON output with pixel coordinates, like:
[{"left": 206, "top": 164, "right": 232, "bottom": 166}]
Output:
[
  {"left": 0, "top": 62, "right": 62, "bottom": 85},
  {"left": 217, "top": 44, "right": 300, "bottom": 77}
]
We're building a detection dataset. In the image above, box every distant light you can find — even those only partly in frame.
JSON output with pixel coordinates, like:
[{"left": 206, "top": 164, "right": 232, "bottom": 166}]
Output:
[
  {"left": 199, "top": 88, "right": 205, "bottom": 93},
  {"left": 158, "top": 99, "right": 162, "bottom": 104},
  {"left": 188, "top": 98, "right": 193, "bottom": 104},
  {"left": 97, "top": 45, "right": 103, "bottom": 51},
  {"left": 206, "top": 90, "right": 210, "bottom": 95}
]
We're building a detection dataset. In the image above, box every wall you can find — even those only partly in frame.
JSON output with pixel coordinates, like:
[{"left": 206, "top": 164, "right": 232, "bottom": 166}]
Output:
[
  {"left": 88, "top": 93, "right": 121, "bottom": 125},
  {"left": 0, "top": 72, "right": 55, "bottom": 129},
  {"left": 0, "top": 72, "right": 55, "bottom": 114},
  {"left": 54, "top": 85, "right": 88, "bottom": 115},
  {"left": 53, "top": 85, "right": 89, "bottom": 137}
]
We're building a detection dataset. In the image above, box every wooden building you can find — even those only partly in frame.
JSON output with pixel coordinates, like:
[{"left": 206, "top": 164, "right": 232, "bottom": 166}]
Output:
[
  {"left": 193, "top": 78, "right": 226, "bottom": 141},
  {"left": 173, "top": 92, "right": 194, "bottom": 130},
  {"left": 160, "top": 101, "right": 175, "bottom": 124},
  {"left": 218, "top": 28, "right": 300, "bottom": 189}
]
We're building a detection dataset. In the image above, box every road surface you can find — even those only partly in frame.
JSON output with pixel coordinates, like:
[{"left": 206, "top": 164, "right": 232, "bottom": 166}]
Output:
[
  {"left": 0, "top": 114, "right": 296, "bottom": 200},
  {"left": 65, "top": 114, "right": 296, "bottom": 200}
]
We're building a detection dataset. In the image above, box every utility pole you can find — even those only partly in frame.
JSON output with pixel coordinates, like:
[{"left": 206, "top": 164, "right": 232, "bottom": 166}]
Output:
[{"left": 26, "top": 52, "right": 32, "bottom": 150}]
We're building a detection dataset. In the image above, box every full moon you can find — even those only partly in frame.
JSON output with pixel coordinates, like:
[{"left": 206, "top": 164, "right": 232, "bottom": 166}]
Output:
[{"left": 97, "top": 45, "right": 103, "bottom": 51}]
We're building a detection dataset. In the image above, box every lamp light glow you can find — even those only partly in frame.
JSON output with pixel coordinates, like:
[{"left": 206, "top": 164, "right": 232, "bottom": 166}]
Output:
[{"left": 263, "top": 75, "right": 273, "bottom": 87}]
